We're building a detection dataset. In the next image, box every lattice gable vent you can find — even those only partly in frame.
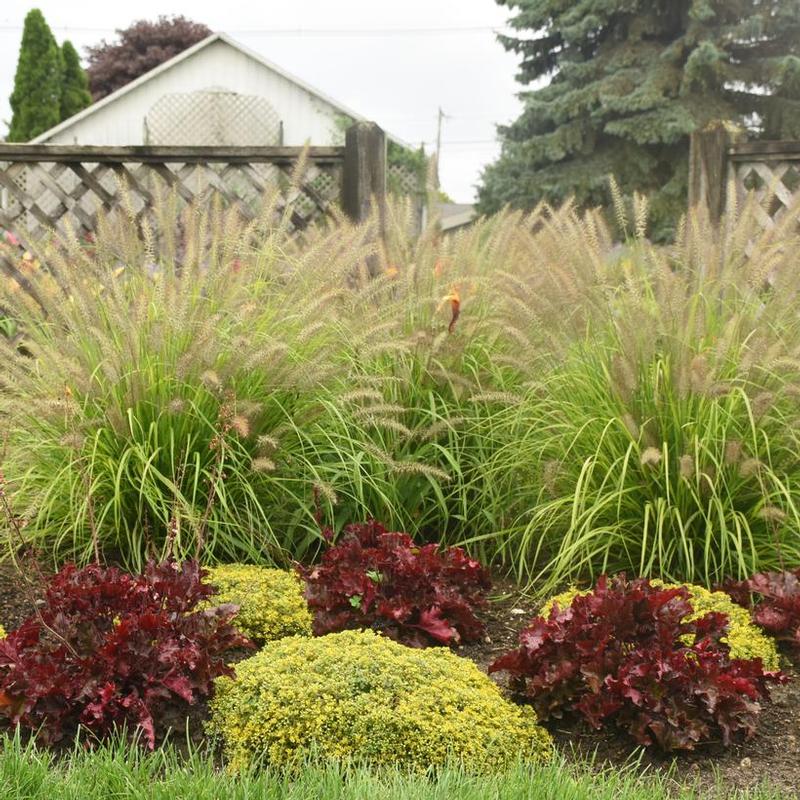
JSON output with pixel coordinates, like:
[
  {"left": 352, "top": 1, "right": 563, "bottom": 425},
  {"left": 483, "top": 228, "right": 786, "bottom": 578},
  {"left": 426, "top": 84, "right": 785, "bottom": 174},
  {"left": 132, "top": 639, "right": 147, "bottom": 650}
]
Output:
[{"left": 145, "top": 88, "right": 283, "bottom": 146}]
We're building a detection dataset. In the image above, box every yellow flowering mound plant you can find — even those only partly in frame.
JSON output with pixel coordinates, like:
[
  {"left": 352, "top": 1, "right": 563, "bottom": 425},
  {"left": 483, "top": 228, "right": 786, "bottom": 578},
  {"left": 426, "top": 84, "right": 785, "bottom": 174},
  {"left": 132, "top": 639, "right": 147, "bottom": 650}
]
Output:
[
  {"left": 541, "top": 580, "right": 779, "bottom": 670},
  {"left": 0, "top": 625, "right": 5, "bottom": 639},
  {"left": 208, "top": 629, "right": 553, "bottom": 772},
  {"left": 203, "top": 565, "right": 312, "bottom": 643}
]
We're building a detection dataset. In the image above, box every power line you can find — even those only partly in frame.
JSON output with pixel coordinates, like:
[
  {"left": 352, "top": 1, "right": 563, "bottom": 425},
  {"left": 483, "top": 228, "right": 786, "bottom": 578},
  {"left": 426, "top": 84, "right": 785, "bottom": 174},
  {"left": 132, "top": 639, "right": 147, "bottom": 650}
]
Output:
[
  {"left": 424, "top": 139, "right": 499, "bottom": 145},
  {"left": 378, "top": 112, "right": 506, "bottom": 125},
  {"left": 0, "top": 23, "right": 510, "bottom": 37},
  {"left": 240, "top": 25, "right": 507, "bottom": 37}
]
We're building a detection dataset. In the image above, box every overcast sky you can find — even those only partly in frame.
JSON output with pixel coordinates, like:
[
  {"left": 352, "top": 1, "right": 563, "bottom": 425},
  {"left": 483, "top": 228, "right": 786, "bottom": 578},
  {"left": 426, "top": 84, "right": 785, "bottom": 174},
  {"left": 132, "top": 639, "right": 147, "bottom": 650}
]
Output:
[{"left": 0, "top": 1, "right": 523, "bottom": 202}]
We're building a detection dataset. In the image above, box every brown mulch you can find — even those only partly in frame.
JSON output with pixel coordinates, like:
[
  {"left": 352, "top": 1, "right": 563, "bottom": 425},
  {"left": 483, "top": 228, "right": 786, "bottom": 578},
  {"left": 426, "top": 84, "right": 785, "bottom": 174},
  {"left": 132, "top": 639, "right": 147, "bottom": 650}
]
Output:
[
  {"left": 0, "top": 560, "right": 43, "bottom": 631},
  {"left": 0, "top": 563, "right": 799, "bottom": 793}
]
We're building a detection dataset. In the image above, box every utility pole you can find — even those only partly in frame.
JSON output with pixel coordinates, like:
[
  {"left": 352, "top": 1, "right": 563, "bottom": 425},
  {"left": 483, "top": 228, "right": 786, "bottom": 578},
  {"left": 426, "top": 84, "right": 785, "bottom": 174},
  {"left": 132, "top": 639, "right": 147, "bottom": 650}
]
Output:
[{"left": 435, "top": 107, "right": 447, "bottom": 187}]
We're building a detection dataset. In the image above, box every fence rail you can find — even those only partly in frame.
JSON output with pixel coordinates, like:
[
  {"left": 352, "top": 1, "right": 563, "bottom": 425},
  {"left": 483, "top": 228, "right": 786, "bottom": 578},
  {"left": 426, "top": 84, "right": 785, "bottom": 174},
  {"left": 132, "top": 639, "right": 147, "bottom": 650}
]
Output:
[
  {"left": 0, "top": 145, "right": 345, "bottom": 164},
  {"left": 728, "top": 141, "right": 800, "bottom": 162}
]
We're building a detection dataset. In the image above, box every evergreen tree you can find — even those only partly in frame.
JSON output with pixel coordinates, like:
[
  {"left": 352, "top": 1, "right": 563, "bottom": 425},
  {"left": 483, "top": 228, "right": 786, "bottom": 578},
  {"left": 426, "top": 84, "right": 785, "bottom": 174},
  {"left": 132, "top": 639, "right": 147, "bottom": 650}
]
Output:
[
  {"left": 60, "top": 40, "right": 91, "bottom": 122},
  {"left": 8, "top": 9, "right": 63, "bottom": 142},
  {"left": 478, "top": 1, "right": 800, "bottom": 238}
]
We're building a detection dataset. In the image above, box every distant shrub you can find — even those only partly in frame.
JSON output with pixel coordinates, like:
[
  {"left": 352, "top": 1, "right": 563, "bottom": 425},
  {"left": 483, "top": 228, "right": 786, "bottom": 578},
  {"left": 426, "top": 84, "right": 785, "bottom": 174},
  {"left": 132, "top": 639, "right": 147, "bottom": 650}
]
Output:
[
  {"left": 0, "top": 560, "right": 249, "bottom": 746},
  {"left": 490, "top": 575, "right": 783, "bottom": 751},
  {"left": 86, "top": 16, "right": 211, "bottom": 100},
  {"left": 204, "top": 565, "right": 311, "bottom": 643},
  {"left": 542, "top": 581, "right": 780, "bottom": 670},
  {"left": 725, "top": 569, "right": 800, "bottom": 650},
  {"left": 298, "top": 520, "right": 491, "bottom": 647},
  {"left": 208, "top": 628, "right": 553, "bottom": 772}
]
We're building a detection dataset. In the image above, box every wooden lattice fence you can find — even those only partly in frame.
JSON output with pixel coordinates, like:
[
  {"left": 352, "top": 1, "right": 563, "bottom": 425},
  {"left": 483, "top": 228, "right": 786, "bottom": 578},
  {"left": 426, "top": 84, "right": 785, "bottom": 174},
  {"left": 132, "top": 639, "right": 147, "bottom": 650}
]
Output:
[
  {"left": 728, "top": 142, "right": 800, "bottom": 230},
  {"left": 0, "top": 145, "right": 344, "bottom": 239},
  {"left": 0, "top": 122, "right": 426, "bottom": 243},
  {"left": 689, "top": 123, "right": 800, "bottom": 230}
]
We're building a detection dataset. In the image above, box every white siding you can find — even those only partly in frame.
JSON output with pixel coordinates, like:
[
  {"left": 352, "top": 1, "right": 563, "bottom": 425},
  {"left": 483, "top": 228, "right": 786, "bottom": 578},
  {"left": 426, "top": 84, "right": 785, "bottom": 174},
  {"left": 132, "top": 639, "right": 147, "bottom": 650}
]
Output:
[{"left": 42, "top": 39, "right": 343, "bottom": 146}]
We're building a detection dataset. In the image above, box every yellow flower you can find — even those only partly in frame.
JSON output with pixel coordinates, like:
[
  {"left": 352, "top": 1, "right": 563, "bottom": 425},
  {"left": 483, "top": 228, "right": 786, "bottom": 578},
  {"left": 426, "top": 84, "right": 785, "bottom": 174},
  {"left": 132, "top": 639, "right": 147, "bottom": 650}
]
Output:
[
  {"left": 203, "top": 565, "right": 311, "bottom": 643},
  {"left": 208, "top": 629, "right": 553, "bottom": 773}
]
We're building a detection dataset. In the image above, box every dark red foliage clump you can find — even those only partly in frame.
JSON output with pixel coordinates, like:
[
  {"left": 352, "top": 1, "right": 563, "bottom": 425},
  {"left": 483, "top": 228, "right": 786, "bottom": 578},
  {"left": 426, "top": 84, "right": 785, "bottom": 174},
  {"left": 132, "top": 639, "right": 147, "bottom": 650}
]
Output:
[
  {"left": 297, "top": 519, "right": 491, "bottom": 648},
  {"left": 86, "top": 16, "right": 211, "bottom": 100},
  {"left": 489, "top": 575, "right": 784, "bottom": 751},
  {"left": 0, "top": 560, "right": 250, "bottom": 747},
  {"left": 725, "top": 568, "right": 800, "bottom": 648}
]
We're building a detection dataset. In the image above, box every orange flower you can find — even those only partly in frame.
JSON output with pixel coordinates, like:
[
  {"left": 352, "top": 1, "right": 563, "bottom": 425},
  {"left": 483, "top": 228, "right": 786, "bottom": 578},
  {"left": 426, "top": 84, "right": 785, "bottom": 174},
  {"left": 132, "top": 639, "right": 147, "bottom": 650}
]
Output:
[{"left": 436, "top": 285, "right": 461, "bottom": 333}]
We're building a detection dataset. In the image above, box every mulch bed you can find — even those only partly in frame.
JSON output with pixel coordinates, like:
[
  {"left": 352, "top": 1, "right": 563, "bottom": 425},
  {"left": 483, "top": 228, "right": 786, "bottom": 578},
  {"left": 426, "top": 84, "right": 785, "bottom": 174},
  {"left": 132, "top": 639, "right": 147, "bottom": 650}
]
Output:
[
  {"left": 0, "top": 563, "right": 798, "bottom": 793},
  {"left": 0, "top": 560, "right": 42, "bottom": 632}
]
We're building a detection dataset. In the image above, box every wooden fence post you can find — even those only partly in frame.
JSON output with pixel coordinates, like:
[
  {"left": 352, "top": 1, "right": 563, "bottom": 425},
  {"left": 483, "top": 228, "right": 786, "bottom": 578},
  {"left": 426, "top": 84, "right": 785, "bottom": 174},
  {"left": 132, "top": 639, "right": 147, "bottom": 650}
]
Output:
[
  {"left": 342, "top": 121, "right": 387, "bottom": 275},
  {"left": 688, "top": 120, "right": 745, "bottom": 224},
  {"left": 342, "top": 121, "right": 386, "bottom": 224}
]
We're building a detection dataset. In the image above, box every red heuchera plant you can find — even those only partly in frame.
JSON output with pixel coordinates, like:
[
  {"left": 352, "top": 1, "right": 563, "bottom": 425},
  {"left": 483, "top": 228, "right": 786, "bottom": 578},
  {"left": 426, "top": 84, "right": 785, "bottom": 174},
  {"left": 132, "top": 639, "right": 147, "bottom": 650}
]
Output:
[
  {"left": 725, "top": 569, "right": 800, "bottom": 648},
  {"left": 297, "top": 519, "right": 491, "bottom": 647},
  {"left": 489, "top": 575, "right": 784, "bottom": 751},
  {"left": 0, "top": 560, "right": 250, "bottom": 747}
]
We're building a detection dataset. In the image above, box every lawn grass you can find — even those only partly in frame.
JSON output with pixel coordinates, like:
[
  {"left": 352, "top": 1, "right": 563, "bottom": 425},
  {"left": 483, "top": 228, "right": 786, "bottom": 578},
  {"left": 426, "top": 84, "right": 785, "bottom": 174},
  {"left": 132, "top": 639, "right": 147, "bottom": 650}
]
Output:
[{"left": 0, "top": 734, "right": 789, "bottom": 800}]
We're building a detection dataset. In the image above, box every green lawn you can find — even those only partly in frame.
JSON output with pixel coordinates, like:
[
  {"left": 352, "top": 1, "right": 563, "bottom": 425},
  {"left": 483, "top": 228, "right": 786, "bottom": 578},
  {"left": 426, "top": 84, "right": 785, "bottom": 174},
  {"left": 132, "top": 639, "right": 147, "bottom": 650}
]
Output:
[{"left": 0, "top": 735, "right": 789, "bottom": 800}]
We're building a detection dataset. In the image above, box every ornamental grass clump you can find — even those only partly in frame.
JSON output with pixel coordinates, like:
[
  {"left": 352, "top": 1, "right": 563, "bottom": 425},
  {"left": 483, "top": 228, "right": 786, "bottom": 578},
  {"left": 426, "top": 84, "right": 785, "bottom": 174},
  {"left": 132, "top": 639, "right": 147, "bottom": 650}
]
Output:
[
  {"left": 0, "top": 189, "right": 374, "bottom": 568},
  {"left": 490, "top": 575, "right": 784, "bottom": 752},
  {"left": 466, "top": 194, "right": 800, "bottom": 589},
  {"left": 298, "top": 519, "right": 491, "bottom": 647},
  {"left": 203, "top": 564, "right": 311, "bottom": 643},
  {"left": 208, "top": 628, "right": 553, "bottom": 772},
  {"left": 4, "top": 181, "right": 800, "bottom": 588}
]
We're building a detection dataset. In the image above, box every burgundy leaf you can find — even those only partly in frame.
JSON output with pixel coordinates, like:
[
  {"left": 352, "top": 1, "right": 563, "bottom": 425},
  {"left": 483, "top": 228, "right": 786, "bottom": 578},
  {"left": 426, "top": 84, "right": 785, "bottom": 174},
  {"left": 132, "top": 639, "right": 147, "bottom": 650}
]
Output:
[
  {"left": 489, "top": 574, "right": 783, "bottom": 752},
  {"left": 414, "top": 607, "right": 457, "bottom": 645},
  {"left": 723, "top": 568, "right": 800, "bottom": 648},
  {"left": 0, "top": 559, "right": 251, "bottom": 746},
  {"left": 297, "top": 519, "right": 491, "bottom": 648}
]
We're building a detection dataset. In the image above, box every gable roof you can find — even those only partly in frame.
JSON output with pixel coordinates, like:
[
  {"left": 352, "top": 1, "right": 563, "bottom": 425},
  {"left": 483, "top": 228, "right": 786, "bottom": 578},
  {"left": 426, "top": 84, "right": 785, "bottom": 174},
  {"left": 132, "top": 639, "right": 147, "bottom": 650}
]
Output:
[
  {"left": 33, "top": 32, "right": 406, "bottom": 145},
  {"left": 438, "top": 202, "right": 477, "bottom": 232}
]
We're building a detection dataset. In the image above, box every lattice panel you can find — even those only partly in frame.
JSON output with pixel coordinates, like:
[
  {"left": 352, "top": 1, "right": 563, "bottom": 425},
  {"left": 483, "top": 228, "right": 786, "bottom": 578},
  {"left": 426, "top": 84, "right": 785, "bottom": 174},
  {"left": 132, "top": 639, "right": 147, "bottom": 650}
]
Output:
[
  {"left": 733, "top": 161, "right": 800, "bottom": 230},
  {"left": 146, "top": 89, "right": 283, "bottom": 146},
  {"left": 387, "top": 163, "right": 427, "bottom": 235},
  {"left": 387, "top": 164, "right": 423, "bottom": 196},
  {"left": 0, "top": 158, "right": 342, "bottom": 239}
]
